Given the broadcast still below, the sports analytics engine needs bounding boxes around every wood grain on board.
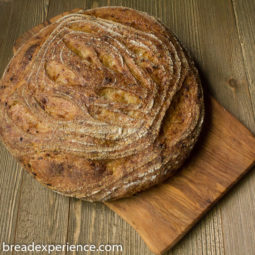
[106,97,255,254]
[0,1,255,255]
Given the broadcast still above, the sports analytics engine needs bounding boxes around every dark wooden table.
[0,0,255,254]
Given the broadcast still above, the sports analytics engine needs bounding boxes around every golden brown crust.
[0,7,204,201]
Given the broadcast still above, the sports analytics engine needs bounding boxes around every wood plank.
[0,0,28,248]
[0,144,23,247]
[14,172,69,251]
[220,1,255,254]
[47,0,95,17]
[0,1,70,254]
[231,0,255,113]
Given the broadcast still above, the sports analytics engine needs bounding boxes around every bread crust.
[0,7,204,201]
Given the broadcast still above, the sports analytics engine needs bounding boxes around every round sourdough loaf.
[0,7,204,201]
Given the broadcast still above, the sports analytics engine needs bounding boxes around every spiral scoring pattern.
[0,7,203,201]
[2,12,186,159]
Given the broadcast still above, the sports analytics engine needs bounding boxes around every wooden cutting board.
[13,10,255,255]
[106,97,255,254]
